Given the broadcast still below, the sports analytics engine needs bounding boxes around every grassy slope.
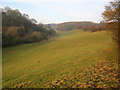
[2,30,118,88]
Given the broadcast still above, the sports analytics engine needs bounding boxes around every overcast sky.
[1,0,111,24]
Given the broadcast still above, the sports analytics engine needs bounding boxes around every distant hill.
[45,21,105,32]
[56,21,98,31]
[44,23,58,30]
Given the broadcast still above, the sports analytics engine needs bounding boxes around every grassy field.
[2,30,118,88]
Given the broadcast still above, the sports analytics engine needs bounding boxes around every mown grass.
[2,29,118,88]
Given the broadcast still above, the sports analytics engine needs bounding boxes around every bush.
[3,26,20,46]
[24,32,43,43]
[106,22,119,44]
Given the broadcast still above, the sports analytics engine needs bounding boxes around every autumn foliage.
[102,0,120,45]
[2,7,56,47]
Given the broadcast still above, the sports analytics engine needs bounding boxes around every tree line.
[102,0,119,45]
[54,21,106,32]
[2,7,56,47]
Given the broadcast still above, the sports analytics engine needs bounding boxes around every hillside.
[2,7,55,47]
[45,21,105,32]
[2,30,118,88]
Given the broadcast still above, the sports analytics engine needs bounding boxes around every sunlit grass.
[2,29,118,88]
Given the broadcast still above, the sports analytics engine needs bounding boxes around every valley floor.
[2,30,118,88]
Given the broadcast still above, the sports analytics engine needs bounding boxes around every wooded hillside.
[2,7,56,47]
[47,22,106,32]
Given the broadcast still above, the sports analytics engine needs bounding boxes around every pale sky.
[1,0,111,24]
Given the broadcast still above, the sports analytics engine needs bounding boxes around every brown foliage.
[102,0,120,44]
[46,60,119,88]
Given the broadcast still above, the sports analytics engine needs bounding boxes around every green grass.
[2,29,118,88]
